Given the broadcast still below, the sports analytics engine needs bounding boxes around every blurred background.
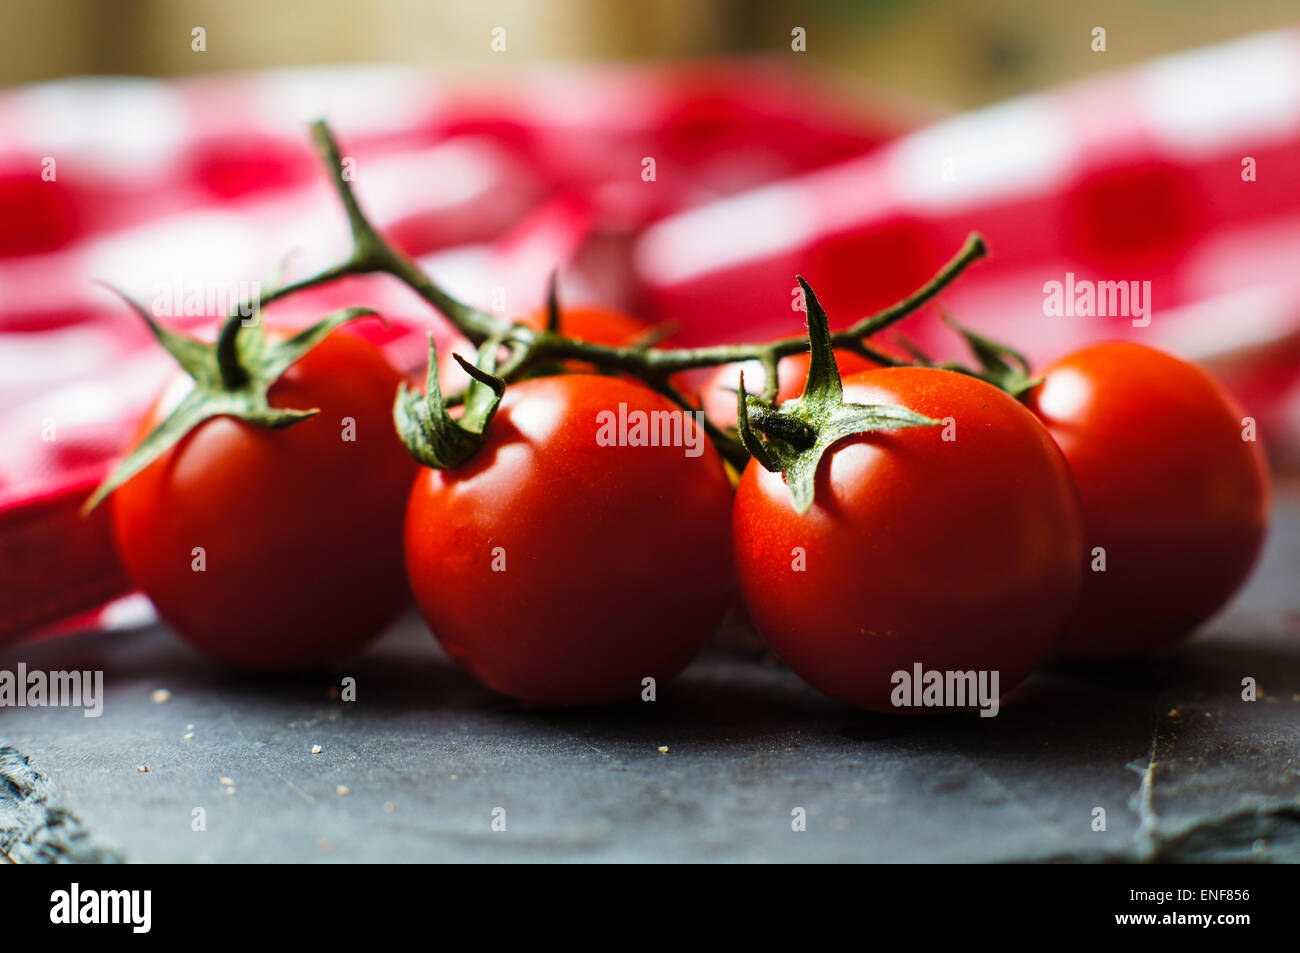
[4,0,1300,106]
[3,0,1300,637]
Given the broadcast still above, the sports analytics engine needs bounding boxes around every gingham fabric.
[635,30,1300,425]
[0,63,900,641]
[3,34,1298,642]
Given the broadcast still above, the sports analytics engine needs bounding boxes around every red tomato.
[1025,342,1269,657]
[111,331,416,668]
[698,349,877,432]
[733,367,1084,712]
[405,374,733,706]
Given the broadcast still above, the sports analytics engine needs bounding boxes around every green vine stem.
[223,121,988,463]
[84,120,989,509]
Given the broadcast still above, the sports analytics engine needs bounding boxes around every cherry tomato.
[733,367,1084,712]
[698,349,877,432]
[405,374,733,706]
[1025,341,1269,657]
[111,330,416,668]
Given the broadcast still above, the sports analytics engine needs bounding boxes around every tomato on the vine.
[111,329,416,668]
[733,366,1084,713]
[1025,341,1269,657]
[404,374,733,706]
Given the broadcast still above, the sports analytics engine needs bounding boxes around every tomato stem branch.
[215,314,250,389]
[496,230,985,378]
[236,121,987,463]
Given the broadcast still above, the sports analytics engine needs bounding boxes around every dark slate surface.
[3,504,1299,864]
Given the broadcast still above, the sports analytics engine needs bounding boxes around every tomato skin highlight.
[1025,342,1269,657]
[733,367,1084,713]
[404,375,734,706]
[111,331,416,669]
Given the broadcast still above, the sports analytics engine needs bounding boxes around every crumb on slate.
[151,689,172,704]
[311,744,323,754]
[658,746,669,754]
[136,764,149,773]
[336,785,350,796]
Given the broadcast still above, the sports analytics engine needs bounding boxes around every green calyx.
[928,311,1041,398]
[736,277,940,515]
[393,335,506,469]
[83,288,379,514]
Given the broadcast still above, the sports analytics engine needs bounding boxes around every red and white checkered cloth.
[3,33,1299,643]
[0,62,901,641]
[635,31,1300,423]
